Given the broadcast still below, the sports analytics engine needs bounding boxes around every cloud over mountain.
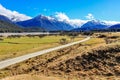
[54,12,120,27]
[55,12,87,27]
[85,13,94,20]
[0,4,31,22]
[0,4,120,27]
[103,20,120,25]
[85,13,120,25]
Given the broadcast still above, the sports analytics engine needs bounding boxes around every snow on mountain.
[17,15,73,31]
[72,20,109,31]
[0,4,31,22]
[80,20,108,30]
[54,12,120,28]
[0,4,120,31]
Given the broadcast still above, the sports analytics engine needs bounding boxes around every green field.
[0,35,83,61]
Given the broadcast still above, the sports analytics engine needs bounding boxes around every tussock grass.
[0,35,83,61]
[0,32,120,80]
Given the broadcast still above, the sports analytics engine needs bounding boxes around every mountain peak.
[34,14,55,21]
[17,14,73,31]
[87,19,106,25]
[79,20,108,31]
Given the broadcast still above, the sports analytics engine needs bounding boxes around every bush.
[98,34,107,38]
[0,38,4,41]
[59,38,68,44]
[104,38,117,44]
[38,35,45,38]
[26,35,35,38]
[108,36,119,39]
[7,35,21,38]
[82,32,94,36]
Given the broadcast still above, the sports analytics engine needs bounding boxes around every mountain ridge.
[17,15,74,31]
[0,14,120,32]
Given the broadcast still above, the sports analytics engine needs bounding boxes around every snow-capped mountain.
[17,15,74,31]
[0,3,120,32]
[71,20,109,31]
[0,4,31,22]
[80,20,109,30]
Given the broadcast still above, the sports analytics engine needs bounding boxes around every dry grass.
[1,74,66,80]
[0,35,83,61]
[0,37,107,79]
[2,74,120,80]
[0,32,120,80]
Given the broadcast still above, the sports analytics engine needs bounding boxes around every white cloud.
[103,20,120,25]
[55,12,87,27]
[0,4,119,26]
[0,4,31,22]
[85,13,94,20]
[54,12,120,27]
[55,12,69,21]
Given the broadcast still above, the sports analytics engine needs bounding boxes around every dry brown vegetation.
[1,74,65,80]
[0,32,120,80]
[50,44,120,76]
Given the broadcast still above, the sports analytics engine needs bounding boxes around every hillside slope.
[0,20,23,32]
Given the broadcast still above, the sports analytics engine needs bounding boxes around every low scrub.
[50,44,120,77]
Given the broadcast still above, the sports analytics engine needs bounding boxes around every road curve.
[0,37,90,69]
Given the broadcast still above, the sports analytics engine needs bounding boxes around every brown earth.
[0,37,120,80]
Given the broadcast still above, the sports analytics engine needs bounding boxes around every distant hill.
[17,15,74,31]
[72,20,109,31]
[0,20,23,32]
[80,20,108,30]
[107,24,120,31]
[0,15,12,23]
[109,24,120,29]
[0,15,46,32]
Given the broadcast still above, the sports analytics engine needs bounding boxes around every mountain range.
[0,14,120,32]
[72,20,109,31]
[17,15,73,31]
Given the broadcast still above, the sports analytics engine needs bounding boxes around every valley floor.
[0,35,84,61]
[0,32,120,80]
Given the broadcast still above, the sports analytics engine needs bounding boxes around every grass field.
[0,36,114,80]
[0,35,84,61]
[0,32,120,80]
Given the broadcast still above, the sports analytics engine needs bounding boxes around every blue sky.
[0,0,120,21]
